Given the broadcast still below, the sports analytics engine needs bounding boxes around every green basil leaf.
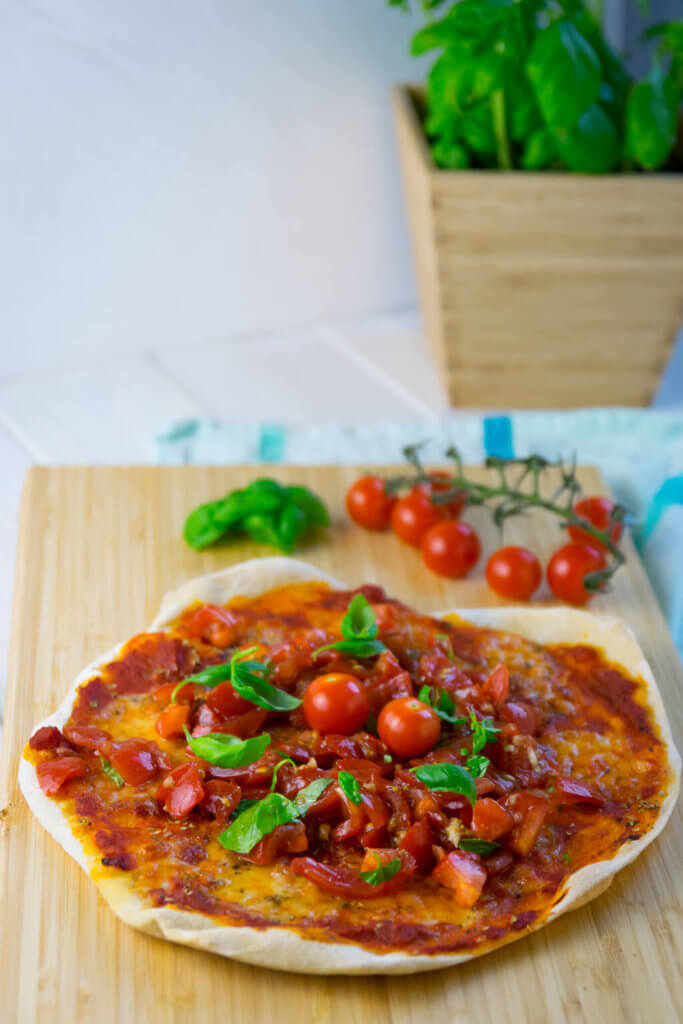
[625,66,678,170]
[230,654,302,711]
[242,511,282,549]
[100,756,124,788]
[555,104,620,173]
[172,662,232,702]
[359,853,402,886]
[232,797,259,818]
[459,837,500,855]
[183,728,270,768]
[270,757,296,791]
[470,711,500,753]
[338,770,362,806]
[183,502,230,550]
[342,594,379,641]
[417,684,431,704]
[276,502,307,554]
[285,486,331,528]
[410,763,477,806]
[527,19,601,129]
[419,684,466,726]
[314,638,386,660]
[466,754,490,778]
[218,792,298,854]
[292,777,333,817]
[431,137,470,170]
[521,128,558,170]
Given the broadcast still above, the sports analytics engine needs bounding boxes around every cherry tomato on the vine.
[345,475,395,531]
[415,472,466,518]
[391,489,445,546]
[420,520,481,578]
[485,546,542,601]
[303,673,370,734]
[377,696,441,758]
[568,496,623,551]
[546,543,607,605]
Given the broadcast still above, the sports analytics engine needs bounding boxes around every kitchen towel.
[157,409,683,655]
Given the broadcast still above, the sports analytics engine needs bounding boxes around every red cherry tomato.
[391,490,445,546]
[415,473,466,518]
[568,496,623,551]
[485,545,542,600]
[377,696,441,758]
[303,673,370,735]
[420,520,481,578]
[346,476,395,531]
[546,543,607,605]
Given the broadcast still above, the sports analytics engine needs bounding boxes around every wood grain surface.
[1,465,681,1024]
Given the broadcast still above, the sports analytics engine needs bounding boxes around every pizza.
[20,558,680,974]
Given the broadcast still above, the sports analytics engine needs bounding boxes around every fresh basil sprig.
[338,770,362,806]
[100,756,124,788]
[218,778,332,853]
[183,478,330,553]
[459,837,500,855]
[183,727,270,768]
[417,685,467,726]
[410,762,477,806]
[172,648,301,711]
[314,593,386,659]
[359,853,402,885]
[469,711,500,753]
[465,753,490,778]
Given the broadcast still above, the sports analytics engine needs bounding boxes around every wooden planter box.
[393,84,683,408]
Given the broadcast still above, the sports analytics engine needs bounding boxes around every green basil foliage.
[183,727,270,768]
[459,837,500,855]
[469,711,500,753]
[465,753,490,777]
[100,756,124,788]
[183,478,330,553]
[173,647,302,711]
[338,770,362,805]
[417,684,467,726]
[314,593,386,660]
[390,2,683,172]
[359,853,403,885]
[218,778,333,853]
[410,762,477,806]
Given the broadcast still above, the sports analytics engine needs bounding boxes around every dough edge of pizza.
[18,556,681,975]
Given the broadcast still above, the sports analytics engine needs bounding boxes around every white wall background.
[0,1,426,375]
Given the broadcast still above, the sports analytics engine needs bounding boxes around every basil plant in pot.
[389,0,683,409]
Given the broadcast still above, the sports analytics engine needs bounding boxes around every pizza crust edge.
[19,557,681,975]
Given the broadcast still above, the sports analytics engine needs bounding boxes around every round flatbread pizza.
[20,558,680,974]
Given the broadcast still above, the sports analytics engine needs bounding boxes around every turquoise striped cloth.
[157,409,683,655]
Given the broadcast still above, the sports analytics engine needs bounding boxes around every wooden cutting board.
[1,465,681,1024]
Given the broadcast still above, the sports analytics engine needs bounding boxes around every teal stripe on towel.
[483,416,514,458]
[258,424,286,463]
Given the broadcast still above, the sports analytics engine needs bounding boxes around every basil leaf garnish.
[183,728,270,768]
[230,649,302,711]
[337,770,362,806]
[469,711,500,753]
[218,793,298,854]
[465,754,490,778]
[314,593,386,660]
[171,663,230,701]
[417,685,467,726]
[359,853,402,885]
[410,762,477,806]
[459,838,500,855]
[100,756,124,788]
[292,777,333,816]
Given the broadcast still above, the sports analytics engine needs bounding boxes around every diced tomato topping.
[555,777,604,806]
[399,821,434,871]
[366,671,414,716]
[206,681,253,717]
[481,663,509,704]
[155,704,190,739]
[471,798,514,841]
[485,850,515,876]
[381,782,412,830]
[500,701,541,735]
[335,758,385,783]
[37,756,86,795]
[108,739,168,786]
[431,849,487,908]
[193,706,268,740]
[292,849,415,899]
[63,724,112,751]
[186,604,239,648]
[29,726,66,751]
[334,789,367,841]
[199,779,242,821]
[247,822,309,864]
[360,826,387,848]
[314,734,364,764]
[152,681,195,705]
[506,792,549,856]
[157,763,205,819]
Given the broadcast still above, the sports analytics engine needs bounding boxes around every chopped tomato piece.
[152,681,195,705]
[366,671,414,716]
[29,726,66,751]
[314,734,364,763]
[500,701,541,735]
[193,706,268,740]
[292,849,415,899]
[484,850,515,876]
[556,777,604,806]
[109,739,167,786]
[206,681,253,717]
[359,847,399,873]
[335,758,385,783]
[37,756,86,796]
[481,664,509,704]
[431,849,487,908]
[186,604,239,647]
[361,791,391,830]
[247,822,308,864]
[381,782,412,830]
[360,826,387,848]
[155,704,190,739]
[506,793,549,856]
[399,821,434,871]
[200,779,242,821]
[63,724,112,751]
[157,763,205,819]
[471,798,514,841]
[334,789,367,841]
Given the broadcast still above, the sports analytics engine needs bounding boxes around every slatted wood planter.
[393,84,683,409]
